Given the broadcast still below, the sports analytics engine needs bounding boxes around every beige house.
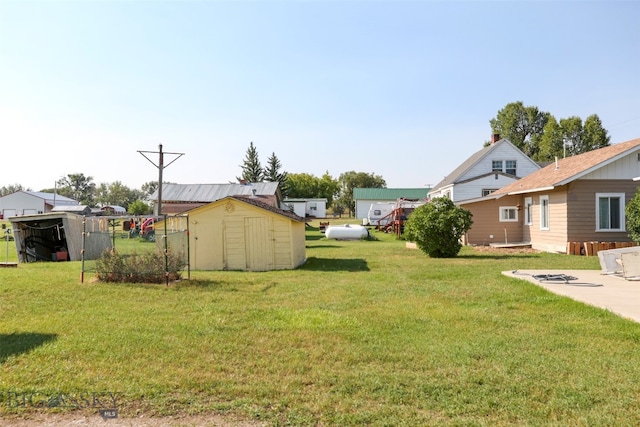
[184,196,306,271]
[459,138,640,253]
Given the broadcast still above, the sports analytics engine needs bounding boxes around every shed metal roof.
[151,182,280,202]
[353,188,430,200]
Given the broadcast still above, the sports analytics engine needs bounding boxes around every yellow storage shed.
[186,196,307,271]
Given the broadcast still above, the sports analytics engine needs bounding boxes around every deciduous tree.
[336,171,386,216]
[0,184,30,197]
[56,173,96,206]
[490,101,549,158]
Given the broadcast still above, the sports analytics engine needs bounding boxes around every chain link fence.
[81,215,189,284]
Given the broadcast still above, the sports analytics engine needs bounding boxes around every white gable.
[458,142,539,182]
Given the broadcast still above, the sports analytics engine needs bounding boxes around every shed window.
[499,207,518,222]
[596,193,625,231]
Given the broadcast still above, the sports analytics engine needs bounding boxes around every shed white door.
[244,217,273,271]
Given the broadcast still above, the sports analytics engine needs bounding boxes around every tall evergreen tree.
[237,142,263,183]
[263,152,289,196]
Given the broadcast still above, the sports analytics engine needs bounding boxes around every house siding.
[566,180,638,243]
[459,143,539,182]
[527,189,568,253]
[453,175,518,202]
[462,196,523,245]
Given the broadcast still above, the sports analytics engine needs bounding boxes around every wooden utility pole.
[138,144,184,215]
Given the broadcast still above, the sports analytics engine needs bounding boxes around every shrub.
[404,197,473,258]
[95,249,186,283]
[626,188,640,243]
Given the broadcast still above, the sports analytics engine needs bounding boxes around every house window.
[596,193,625,231]
[482,189,498,197]
[540,195,549,230]
[492,160,503,172]
[499,207,518,222]
[505,160,517,175]
[524,197,532,225]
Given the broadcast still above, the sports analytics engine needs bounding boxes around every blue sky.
[1,0,639,192]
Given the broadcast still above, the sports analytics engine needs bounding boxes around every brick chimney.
[491,133,500,144]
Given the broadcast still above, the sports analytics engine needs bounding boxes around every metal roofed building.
[0,191,79,219]
[150,182,283,214]
[353,188,430,220]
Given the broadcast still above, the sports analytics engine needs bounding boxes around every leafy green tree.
[336,171,386,216]
[128,200,152,215]
[237,142,263,183]
[318,171,340,206]
[582,114,610,152]
[0,184,31,197]
[95,181,141,210]
[626,188,640,243]
[287,171,340,206]
[537,116,565,162]
[56,173,96,206]
[490,101,550,158]
[287,173,321,199]
[141,181,159,196]
[404,197,473,258]
[535,114,611,161]
[490,102,610,161]
[263,152,289,196]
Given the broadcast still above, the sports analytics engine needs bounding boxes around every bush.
[404,197,473,258]
[95,249,186,283]
[626,188,640,243]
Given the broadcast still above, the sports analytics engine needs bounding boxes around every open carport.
[10,213,111,263]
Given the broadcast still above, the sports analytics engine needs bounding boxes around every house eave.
[506,186,555,196]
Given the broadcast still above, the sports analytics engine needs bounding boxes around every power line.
[138,144,185,215]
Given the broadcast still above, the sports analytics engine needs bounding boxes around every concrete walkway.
[503,269,640,323]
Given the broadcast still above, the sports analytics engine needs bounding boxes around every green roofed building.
[353,188,430,220]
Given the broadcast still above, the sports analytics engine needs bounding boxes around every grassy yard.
[2,220,640,426]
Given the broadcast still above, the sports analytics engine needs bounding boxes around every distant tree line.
[238,143,386,216]
[0,175,156,215]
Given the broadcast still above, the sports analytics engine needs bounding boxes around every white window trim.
[524,197,532,226]
[499,206,518,222]
[539,195,549,230]
[595,193,626,232]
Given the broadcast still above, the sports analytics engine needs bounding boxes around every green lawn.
[2,221,640,426]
